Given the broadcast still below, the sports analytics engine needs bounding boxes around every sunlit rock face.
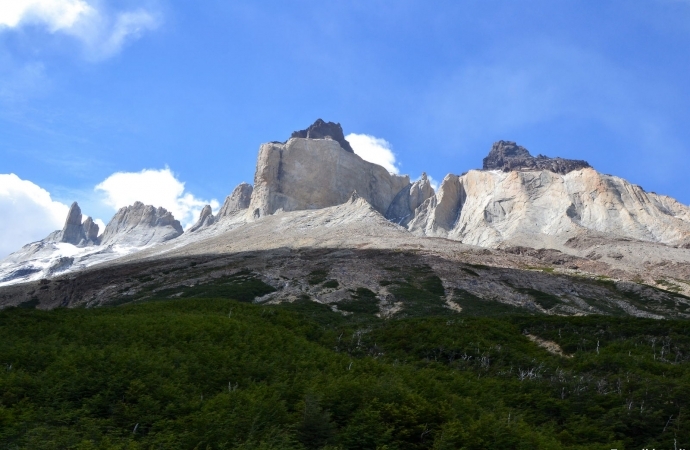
[0,200,183,285]
[99,202,183,247]
[408,167,690,248]
[218,182,253,219]
[249,127,410,218]
[50,202,100,246]
[385,172,435,226]
[188,205,215,233]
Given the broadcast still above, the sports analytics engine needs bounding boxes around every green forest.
[1,272,690,449]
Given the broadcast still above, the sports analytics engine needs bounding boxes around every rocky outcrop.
[58,202,85,244]
[407,174,466,236]
[408,168,690,248]
[82,217,99,243]
[291,119,354,153]
[100,202,183,247]
[483,141,591,175]
[385,173,435,226]
[51,202,99,246]
[218,182,253,218]
[188,205,215,233]
[249,132,410,218]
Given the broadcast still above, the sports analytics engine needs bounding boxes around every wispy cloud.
[0,0,160,60]
[346,133,401,174]
[419,40,687,184]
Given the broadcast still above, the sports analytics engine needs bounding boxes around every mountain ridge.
[1,119,689,312]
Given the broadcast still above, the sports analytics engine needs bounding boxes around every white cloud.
[0,0,92,30]
[0,173,69,258]
[345,133,401,174]
[95,167,219,229]
[93,218,105,234]
[0,0,160,60]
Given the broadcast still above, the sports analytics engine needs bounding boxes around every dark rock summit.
[483,141,591,175]
[291,119,354,153]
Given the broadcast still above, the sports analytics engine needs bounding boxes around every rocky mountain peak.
[290,119,354,153]
[249,133,409,218]
[100,202,183,247]
[81,217,99,243]
[482,140,591,175]
[188,205,215,233]
[58,202,84,244]
[55,202,99,246]
[218,182,253,218]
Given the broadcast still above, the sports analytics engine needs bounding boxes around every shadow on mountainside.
[1,248,688,320]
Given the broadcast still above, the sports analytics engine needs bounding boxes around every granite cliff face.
[218,182,253,218]
[385,173,435,226]
[188,182,254,233]
[483,141,591,175]
[49,202,100,246]
[408,166,690,248]
[407,140,689,249]
[100,202,183,247]
[249,123,410,218]
[188,205,215,233]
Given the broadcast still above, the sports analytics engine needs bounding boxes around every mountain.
[0,201,184,286]
[99,202,183,246]
[4,119,690,449]
[249,129,411,217]
[1,119,689,317]
[407,166,690,249]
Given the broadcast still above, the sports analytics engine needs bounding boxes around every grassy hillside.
[1,291,690,448]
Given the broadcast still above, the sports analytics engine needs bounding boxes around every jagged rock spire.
[55,202,99,246]
[218,182,253,218]
[188,205,215,233]
[59,202,84,244]
[81,217,99,242]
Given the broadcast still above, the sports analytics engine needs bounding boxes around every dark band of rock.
[483,141,591,175]
[291,119,354,153]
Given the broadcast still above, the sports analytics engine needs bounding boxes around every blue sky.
[1,0,690,256]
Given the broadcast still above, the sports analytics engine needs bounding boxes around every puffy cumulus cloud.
[95,167,219,230]
[345,133,400,174]
[0,173,70,258]
[0,0,160,60]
